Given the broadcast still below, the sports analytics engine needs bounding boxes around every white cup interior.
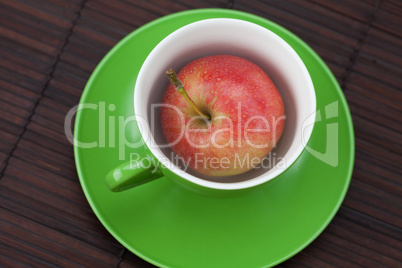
[134,18,316,190]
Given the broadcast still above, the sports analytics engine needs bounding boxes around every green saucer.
[74,9,354,268]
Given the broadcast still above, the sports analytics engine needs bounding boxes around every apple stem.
[166,69,211,121]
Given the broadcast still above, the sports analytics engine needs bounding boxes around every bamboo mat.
[0,0,401,267]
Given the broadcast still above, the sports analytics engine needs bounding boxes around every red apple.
[161,55,285,176]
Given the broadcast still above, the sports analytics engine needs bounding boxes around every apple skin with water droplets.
[161,55,285,177]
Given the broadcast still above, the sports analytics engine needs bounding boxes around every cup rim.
[134,18,316,190]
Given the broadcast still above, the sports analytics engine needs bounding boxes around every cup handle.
[105,156,163,192]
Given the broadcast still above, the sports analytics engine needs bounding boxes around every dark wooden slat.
[71,24,118,48]
[0,68,46,93]
[27,121,72,146]
[0,231,80,267]
[0,130,17,144]
[44,90,81,110]
[0,208,117,267]
[0,36,54,67]
[0,100,31,119]
[381,0,402,16]
[19,0,82,18]
[280,259,309,268]
[34,106,70,130]
[0,129,18,151]
[13,142,78,179]
[346,87,402,125]
[9,157,79,193]
[0,152,7,162]
[238,10,355,60]
[0,254,31,268]
[363,37,402,68]
[0,58,47,83]
[5,165,85,207]
[15,139,76,173]
[0,92,34,117]
[350,177,402,210]
[0,0,121,265]
[235,0,364,44]
[12,128,72,167]
[47,78,85,100]
[308,0,374,22]
[0,47,50,75]
[0,0,76,27]
[175,0,231,9]
[345,82,400,111]
[0,66,36,156]
[283,249,337,268]
[67,33,109,58]
[119,251,157,268]
[0,119,24,136]
[0,187,123,255]
[338,206,402,243]
[343,194,402,229]
[352,56,402,92]
[16,127,71,167]
[356,148,401,180]
[356,139,402,173]
[0,25,58,56]
[329,214,402,262]
[367,27,401,57]
[0,79,39,101]
[2,172,95,224]
[353,165,402,200]
[372,7,402,38]
[345,25,402,127]
[77,9,133,40]
[347,185,402,221]
[355,138,402,171]
[0,8,66,46]
[22,0,83,14]
[39,95,74,115]
[234,0,364,81]
[24,124,73,156]
[85,0,159,27]
[44,61,91,105]
[0,178,121,248]
[347,94,401,133]
[0,110,27,127]
[0,152,7,170]
[53,60,91,86]
[6,152,77,194]
[352,114,402,154]
[0,143,12,156]
[24,130,73,158]
[60,52,98,75]
[34,98,73,125]
[354,155,401,186]
[118,0,187,16]
[80,4,143,34]
[59,4,142,73]
[319,232,390,267]
[303,239,362,268]
[0,242,53,268]
[246,0,367,38]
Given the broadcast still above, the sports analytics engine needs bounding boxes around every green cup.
[105,18,316,193]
